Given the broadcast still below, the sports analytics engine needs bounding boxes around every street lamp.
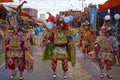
[79,0,85,12]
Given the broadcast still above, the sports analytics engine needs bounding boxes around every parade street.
[0,46,119,80]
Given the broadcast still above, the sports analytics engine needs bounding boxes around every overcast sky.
[4,0,107,17]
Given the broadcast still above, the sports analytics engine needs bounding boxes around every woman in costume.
[42,15,76,79]
[94,15,118,79]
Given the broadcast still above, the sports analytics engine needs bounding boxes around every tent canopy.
[0,4,8,11]
[0,4,16,12]
[0,4,6,10]
[98,0,120,11]
[0,0,13,3]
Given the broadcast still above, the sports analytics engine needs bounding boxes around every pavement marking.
[0,53,5,69]
[88,59,100,71]
[76,50,107,76]
[87,58,107,75]
[0,63,5,68]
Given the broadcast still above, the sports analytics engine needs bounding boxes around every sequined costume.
[5,30,25,79]
[94,26,118,79]
[43,23,76,79]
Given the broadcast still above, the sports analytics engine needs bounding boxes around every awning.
[0,4,7,11]
[0,4,15,12]
[98,0,120,11]
[0,0,13,3]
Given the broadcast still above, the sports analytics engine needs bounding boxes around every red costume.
[5,29,25,79]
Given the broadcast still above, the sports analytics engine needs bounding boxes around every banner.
[90,7,97,29]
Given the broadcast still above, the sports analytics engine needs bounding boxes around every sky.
[4,0,107,18]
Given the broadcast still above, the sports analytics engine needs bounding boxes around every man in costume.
[5,27,25,80]
[94,16,118,79]
[77,20,96,59]
[4,1,33,79]
[42,16,76,79]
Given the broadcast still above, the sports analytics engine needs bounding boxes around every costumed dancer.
[4,1,32,80]
[5,27,25,80]
[42,14,76,79]
[94,15,118,79]
[78,19,96,59]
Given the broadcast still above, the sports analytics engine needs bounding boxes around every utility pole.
[81,0,85,12]
[82,0,83,11]
[19,0,21,5]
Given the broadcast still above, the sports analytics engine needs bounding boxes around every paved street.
[0,47,120,80]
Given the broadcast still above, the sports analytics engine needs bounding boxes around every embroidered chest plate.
[54,31,68,44]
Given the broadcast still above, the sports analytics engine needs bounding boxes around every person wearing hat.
[43,15,76,79]
[77,19,96,59]
[94,21,118,79]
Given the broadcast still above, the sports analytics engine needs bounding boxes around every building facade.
[23,8,38,18]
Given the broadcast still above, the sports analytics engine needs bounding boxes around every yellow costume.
[78,24,96,59]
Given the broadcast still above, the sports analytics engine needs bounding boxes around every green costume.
[43,29,76,67]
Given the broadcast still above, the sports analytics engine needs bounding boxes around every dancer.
[43,15,76,79]
[94,16,118,79]
[78,19,96,59]
[5,27,25,80]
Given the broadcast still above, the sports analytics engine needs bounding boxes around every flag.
[90,7,97,29]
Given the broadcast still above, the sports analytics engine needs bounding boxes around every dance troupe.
[3,1,120,79]
[4,11,76,79]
